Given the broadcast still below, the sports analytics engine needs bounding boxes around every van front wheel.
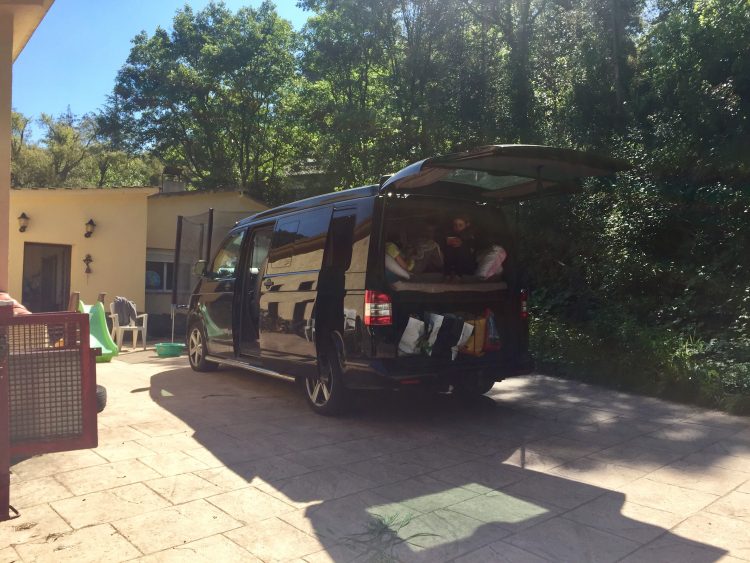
[187,323,217,372]
[306,341,347,415]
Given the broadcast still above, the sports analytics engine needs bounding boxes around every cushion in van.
[385,254,411,280]
[391,280,508,293]
[475,245,507,280]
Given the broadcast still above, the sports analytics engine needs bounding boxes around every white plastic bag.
[452,322,475,360]
[398,317,426,356]
[475,245,507,279]
[425,313,444,355]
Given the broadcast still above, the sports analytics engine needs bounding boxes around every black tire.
[96,384,107,413]
[454,372,496,397]
[305,338,348,415]
[187,322,218,372]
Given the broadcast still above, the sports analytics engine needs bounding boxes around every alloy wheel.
[306,356,333,406]
[189,327,204,366]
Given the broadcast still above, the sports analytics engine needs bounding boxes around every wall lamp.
[18,212,30,233]
[84,219,96,238]
[83,254,93,274]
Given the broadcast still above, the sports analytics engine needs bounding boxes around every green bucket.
[155,342,185,358]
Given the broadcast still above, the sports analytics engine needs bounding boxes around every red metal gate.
[0,303,98,521]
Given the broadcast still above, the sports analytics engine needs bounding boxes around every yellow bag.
[460,317,486,357]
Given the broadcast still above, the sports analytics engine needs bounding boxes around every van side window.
[268,220,298,271]
[209,231,244,280]
[294,208,332,271]
[267,208,332,273]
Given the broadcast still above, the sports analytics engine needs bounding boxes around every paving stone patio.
[2,349,750,562]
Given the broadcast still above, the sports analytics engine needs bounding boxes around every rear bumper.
[342,354,533,390]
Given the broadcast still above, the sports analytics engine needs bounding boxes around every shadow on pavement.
[148,365,741,562]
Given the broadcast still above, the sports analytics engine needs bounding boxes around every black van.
[187,145,624,414]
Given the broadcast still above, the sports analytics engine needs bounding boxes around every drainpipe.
[0,14,12,292]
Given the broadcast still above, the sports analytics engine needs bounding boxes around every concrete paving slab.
[565,493,686,544]
[138,451,211,477]
[135,534,262,562]
[619,533,730,562]
[55,458,163,495]
[0,547,20,563]
[51,482,170,529]
[0,503,71,546]
[112,498,242,554]
[13,523,141,563]
[672,512,750,560]
[617,478,720,514]
[393,508,511,562]
[372,474,479,514]
[143,473,225,504]
[10,449,107,480]
[8,476,72,509]
[505,516,640,562]
[428,457,527,493]
[705,490,750,522]
[94,440,159,463]
[225,517,330,561]
[454,540,550,562]
[206,486,297,524]
[647,462,750,496]
[502,472,605,511]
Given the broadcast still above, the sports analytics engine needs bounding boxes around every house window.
[146,260,174,292]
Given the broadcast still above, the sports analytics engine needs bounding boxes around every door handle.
[263,279,274,289]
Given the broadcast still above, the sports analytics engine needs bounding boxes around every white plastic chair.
[109,301,148,350]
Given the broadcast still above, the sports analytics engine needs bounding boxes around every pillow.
[385,254,411,280]
[475,245,507,280]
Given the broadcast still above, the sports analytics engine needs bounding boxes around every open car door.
[380,145,628,201]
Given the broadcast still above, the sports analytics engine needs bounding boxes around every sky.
[12,0,309,126]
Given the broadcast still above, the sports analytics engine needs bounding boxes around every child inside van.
[443,214,477,277]
[385,233,414,282]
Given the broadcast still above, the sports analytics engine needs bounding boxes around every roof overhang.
[0,0,55,61]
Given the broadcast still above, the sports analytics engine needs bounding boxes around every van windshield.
[382,196,512,289]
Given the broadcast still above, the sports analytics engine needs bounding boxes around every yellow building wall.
[147,190,266,250]
[9,188,155,311]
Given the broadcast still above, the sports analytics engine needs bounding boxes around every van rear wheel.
[306,340,347,415]
[454,372,496,396]
[187,323,217,372]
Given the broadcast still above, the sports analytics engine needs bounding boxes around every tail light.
[365,290,392,325]
[520,288,529,319]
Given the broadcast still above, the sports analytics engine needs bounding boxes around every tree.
[111,1,299,198]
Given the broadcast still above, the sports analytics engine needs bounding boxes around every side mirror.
[193,260,207,276]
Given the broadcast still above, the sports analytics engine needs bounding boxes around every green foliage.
[111,1,299,197]
[11,110,159,188]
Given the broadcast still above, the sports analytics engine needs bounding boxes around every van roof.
[237,184,378,226]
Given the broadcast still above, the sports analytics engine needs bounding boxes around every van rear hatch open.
[367,145,626,379]
[380,144,628,202]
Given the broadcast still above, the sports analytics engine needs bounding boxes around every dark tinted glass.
[293,208,332,272]
[268,220,298,271]
[209,231,244,279]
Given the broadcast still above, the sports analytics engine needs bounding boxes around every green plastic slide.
[78,300,119,363]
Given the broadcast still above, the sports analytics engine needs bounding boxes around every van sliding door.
[259,207,332,362]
